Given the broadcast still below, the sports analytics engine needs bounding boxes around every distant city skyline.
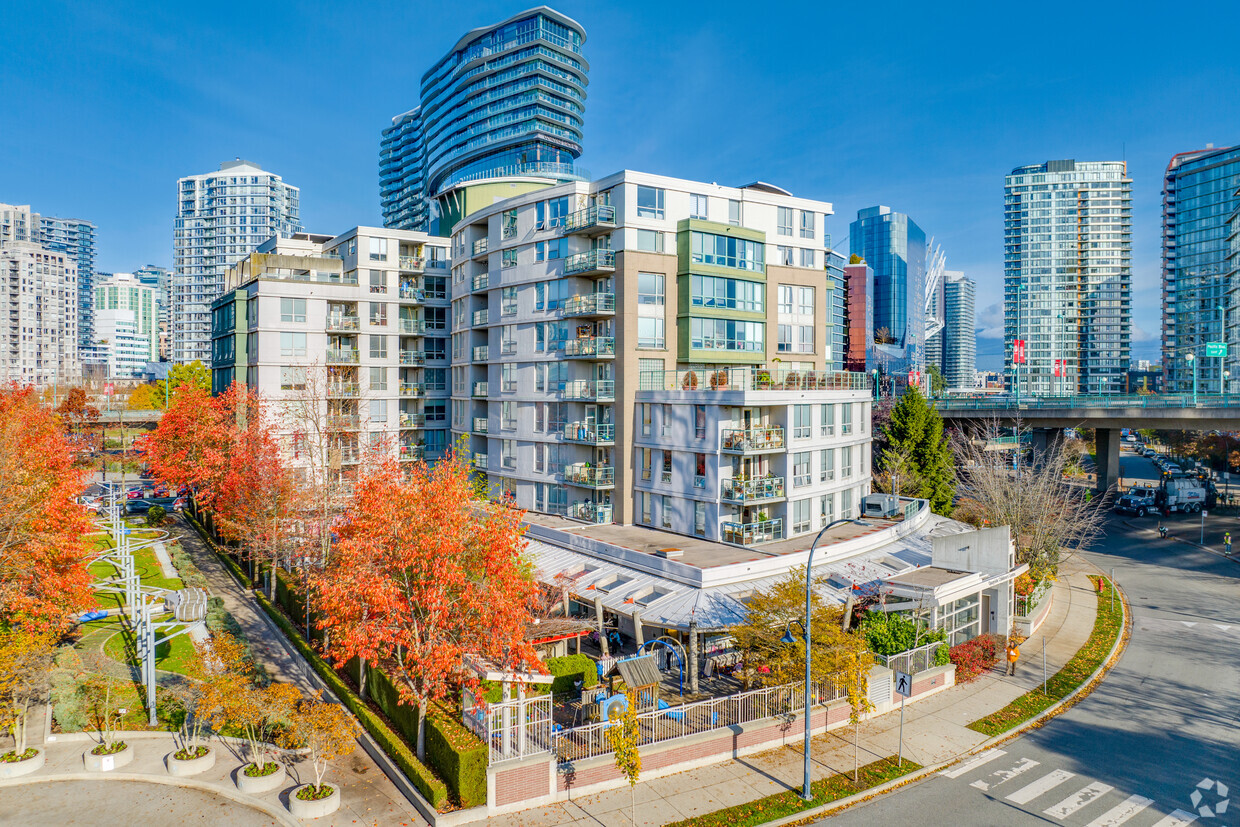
[4,1,1240,369]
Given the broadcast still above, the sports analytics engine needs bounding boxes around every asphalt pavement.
[822,456,1240,827]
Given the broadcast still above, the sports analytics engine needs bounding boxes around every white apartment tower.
[0,240,80,386]
[174,160,301,365]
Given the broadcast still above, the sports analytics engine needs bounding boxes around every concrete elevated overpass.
[933,394,1240,493]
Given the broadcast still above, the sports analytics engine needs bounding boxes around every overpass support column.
[1030,428,1064,468]
[1095,428,1121,495]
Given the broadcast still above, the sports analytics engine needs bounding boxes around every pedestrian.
[1005,639,1020,677]
[1225,531,1233,557]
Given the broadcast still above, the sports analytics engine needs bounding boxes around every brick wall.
[493,760,551,807]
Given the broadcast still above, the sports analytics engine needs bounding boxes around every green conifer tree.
[882,386,955,515]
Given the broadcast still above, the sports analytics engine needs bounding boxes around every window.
[501,439,515,470]
[695,405,706,439]
[798,287,814,315]
[535,363,546,392]
[534,442,545,473]
[793,452,811,487]
[370,366,387,391]
[536,238,567,260]
[690,275,764,312]
[841,487,853,518]
[690,193,708,219]
[694,501,706,537]
[777,206,793,236]
[369,399,387,424]
[501,325,515,354]
[280,366,306,390]
[821,493,834,525]
[661,450,672,483]
[841,445,853,478]
[640,448,651,480]
[793,499,812,534]
[642,403,651,436]
[800,210,815,239]
[662,494,672,527]
[841,402,853,435]
[799,248,816,268]
[370,302,387,325]
[689,230,764,271]
[793,404,811,439]
[368,237,388,261]
[501,362,516,392]
[547,196,569,228]
[502,208,517,239]
[778,324,792,353]
[501,401,516,429]
[641,492,652,525]
[535,323,545,351]
[280,332,306,357]
[534,402,546,431]
[534,282,545,310]
[821,404,835,436]
[728,199,741,226]
[280,298,306,323]
[776,245,793,266]
[502,248,518,268]
[637,185,665,219]
[535,200,546,229]
[820,448,834,482]
[637,317,664,349]
[636,229,664,253]
[369,334,387,359]
[501,286,517,316]
[637,272,664,305]
[695,453,707,489]
[689,318,764,352]
[796,325,814,353]
[779,285,794,314]
[369,269,387,294]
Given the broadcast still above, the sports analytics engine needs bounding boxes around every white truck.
[1159,477,1210,514]
[1114,485,1159,517]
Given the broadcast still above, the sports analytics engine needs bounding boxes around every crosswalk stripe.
[970,758,1040,791]
[1007,769,1076,805]
[1045,781,1114,819]
[940,749,1006,779]
[1149,809,1199,827]
[1085,794,1155,827]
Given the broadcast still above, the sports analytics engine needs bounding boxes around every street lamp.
[1225,370,1231,405]
[1219,304,1227,397]
[1186,352,1197,407]
[785,515,869,801]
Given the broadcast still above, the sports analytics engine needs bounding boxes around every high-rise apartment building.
[95,272,160,375]
[1004,160,1132,396]
[132,264,171,360]
[849,207,927,377]
[380,8,589,233]
[0,241,80,386]
[940,271,976,389]
[1226,183,1240,379]
[210,228,452,464]
[1160,144,1240,393]
[173,159,301,365]
[449,171,867,544]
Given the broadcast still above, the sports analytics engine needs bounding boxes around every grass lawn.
[664,757,922,827]
[967,578,1124,737]
[102,626,197,675]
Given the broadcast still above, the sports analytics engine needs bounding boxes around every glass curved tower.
[380,7,589,233]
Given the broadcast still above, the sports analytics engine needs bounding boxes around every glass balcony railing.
[326,315,359,331]
[473,453,488,469]
[722,518,783,546]
[561,380,614,401]
[326,349,359,364]
[399,283,424,302]
[472,273,489,291]
[563,336,615,358]
[563,292,616,317]
[400,318,425,335]
[472,381,489,397]
[473,417,489,433]
[564,248,616,276]
[472,345,489,361]
[327,414,360,430]
[562,422,614,445]
[562,204,617,234]
[568,501,613,524]
[563,464,615,489]
[721,427,786,453]
[399,413,424,428]
[326,383,359,398]
[472,309,489,326]
[400,350,426,365]
[721,476,786,503]
[472,238,488,256]
[399,444,424,461]
[399,255,425,271]
[399,382,425,397]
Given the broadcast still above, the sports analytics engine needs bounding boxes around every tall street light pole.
[783,516,868,801]
[1187,352,1198,407]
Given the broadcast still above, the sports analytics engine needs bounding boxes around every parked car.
[124,496,179,515]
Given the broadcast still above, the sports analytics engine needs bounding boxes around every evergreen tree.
[881,386,955,515]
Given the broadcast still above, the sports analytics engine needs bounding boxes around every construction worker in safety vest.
[1006,639,1020,676]
[1226,532,1233,557]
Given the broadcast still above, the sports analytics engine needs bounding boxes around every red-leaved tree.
[314,452,543,759]
[0,386,93,629]
[140,384,227,494]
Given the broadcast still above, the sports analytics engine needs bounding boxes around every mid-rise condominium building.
[1160,144,1240,394]
[0,240,80,386]
[131,264,171,360]
[849,206,927,378]
[173,160,301,365]
[210,228,452,466]
[940,271,976,390]
[94,272,160,377]
[1004,160,1132,396]
[449,171,866,545]
[380,7,589,233]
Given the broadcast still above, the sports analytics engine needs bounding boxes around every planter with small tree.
[286,692,359,819]
[164,636,231,777]
[229,681,299,793]
[0,629,54,779]
[80,670,133,771]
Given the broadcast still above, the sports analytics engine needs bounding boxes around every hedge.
[546,653,599,694]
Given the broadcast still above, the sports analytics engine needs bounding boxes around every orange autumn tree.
[315,453,543,760]
[0,385,93,629]
[140,383,227,494]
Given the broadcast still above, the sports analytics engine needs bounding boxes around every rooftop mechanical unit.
[862,493,899,519]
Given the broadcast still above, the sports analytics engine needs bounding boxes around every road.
[823,450,1240,827]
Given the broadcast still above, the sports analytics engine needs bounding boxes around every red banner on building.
[1053,359,1061,377]
[1013,339,1026,364]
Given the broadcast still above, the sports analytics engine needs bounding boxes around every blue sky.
[4,0,1239,369]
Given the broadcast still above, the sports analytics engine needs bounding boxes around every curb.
[1121,518,1240,564]
[763,570,1132,827]
[0,771,300,826]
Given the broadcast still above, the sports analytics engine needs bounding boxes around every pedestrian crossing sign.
[895,670,912,698]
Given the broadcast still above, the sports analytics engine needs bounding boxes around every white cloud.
[976,302,1004,339]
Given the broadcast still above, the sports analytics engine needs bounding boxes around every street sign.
[1207,342,1228,358]
[894,670,912,698]
[1013,339,1026,364]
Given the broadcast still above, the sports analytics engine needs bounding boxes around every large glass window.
[280,366,306,390]
[502,208,517,239]
[280,298,306,323]
[637,186,665,219]
[637,229,664,253]
[793,498,811,534]
[793,405,811,439]
[689,318,764,352]
[728,199,741,226]
[637,317,664,349]
[638,273,664,305]
[800,210,815,239]
[368,237,388,261]
[777,207,793,236]
[690,231,764,272]
[280,332,306,357]
[793,452,811,487]
[690,193,708,220]
[798,287,815,315]
[690,275,764,312]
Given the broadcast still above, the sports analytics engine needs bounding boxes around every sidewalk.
[487,556,1103,827]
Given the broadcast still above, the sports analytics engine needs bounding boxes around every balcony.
[473,417,489,433]
[568,500,613,524]
[399,413,425,429]
[399,283,424,302]
[472,273,489,291]
[564,463,615,489]
[327,414,360,430]
[472,381,489,397]
[399,255,425,272]
[563,292,616,318]
[564,336,615,359]
[472,344,489,361]
[721,427,786,454]
[722,518,784,547]
[562,421,614,445]
[326,315,359,332]
[564,249,616,276]
[562,379,614,401]
[400,382,425,398]
[400,318,425,335]
[472,309,489,326]
[327,348,359,364]
[721,476,786,503]
[562,204,617,236]
[400,350,426,366]
[473,453,488,470]
[326,383,359,398]
[472,238,488,257]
